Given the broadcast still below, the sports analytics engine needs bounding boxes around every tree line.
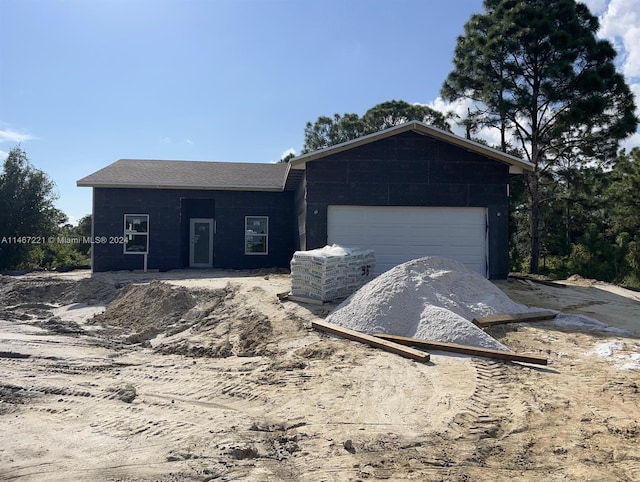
[0,146,91,272]
[510,147,640,286]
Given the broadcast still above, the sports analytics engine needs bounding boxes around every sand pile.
[90,281,202,343]
[91,281,273,356]
[326,257,534,351]
[0,276,118,306]
[61,277,119,305]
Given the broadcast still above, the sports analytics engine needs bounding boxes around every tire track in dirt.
[432,357,550,479]
[67,355,305,469]
[10,383,94,398]
[89,408,203,441]
[448,359,513,441]
[78,380,267,447]
[487,326,640,481]
[570,359,640,482]
[616,460,640,481]
[120,359,278,406]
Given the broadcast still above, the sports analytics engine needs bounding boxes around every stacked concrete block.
[290,244,375,301]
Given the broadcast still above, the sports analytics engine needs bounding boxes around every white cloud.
[271,148,296,164]
[596,0,640,147]
[424,97,507,148]
[598,0,640,79]
[421,97,470,137]
[0,128,35,144]
[0,150,8,160]
[582,0,608,14]
[161,137,195,146]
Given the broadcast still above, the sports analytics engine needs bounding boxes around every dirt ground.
[0,269,638,481]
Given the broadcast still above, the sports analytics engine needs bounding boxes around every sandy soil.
[0,269,638,481]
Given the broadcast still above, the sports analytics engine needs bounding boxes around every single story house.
[77,121,534,278]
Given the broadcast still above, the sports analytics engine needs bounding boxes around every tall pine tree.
[441,0,637,273]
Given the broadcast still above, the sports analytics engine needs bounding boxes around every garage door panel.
[327,205,487,276]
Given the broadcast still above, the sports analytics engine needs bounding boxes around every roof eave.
[76,181,284,192]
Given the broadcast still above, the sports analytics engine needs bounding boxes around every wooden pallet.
[472,311,557,328]
[311,320,430,362]
[373,333,547,366]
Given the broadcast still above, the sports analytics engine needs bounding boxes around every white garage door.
[327,206,488,276]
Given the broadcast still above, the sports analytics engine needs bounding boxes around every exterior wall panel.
[294,172,307,251]
[303,130,511,279]
[92,188,294,272]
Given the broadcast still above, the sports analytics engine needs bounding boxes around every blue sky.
[1,0,638,224]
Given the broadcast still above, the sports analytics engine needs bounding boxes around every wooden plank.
[288,295,325,305]
[508,274,566,288]
[472,311,557,327]
[311,320,430,362]
[373,333,547,366]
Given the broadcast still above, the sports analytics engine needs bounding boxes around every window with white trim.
[245,216,268,255]
[124,214,149,254]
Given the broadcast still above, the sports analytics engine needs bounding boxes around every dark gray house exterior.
[77,121,533,278]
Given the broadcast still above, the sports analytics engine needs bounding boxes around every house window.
[245,216,268,255]
[124,214,149,254]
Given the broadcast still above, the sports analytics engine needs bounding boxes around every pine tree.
[441,0,638,273]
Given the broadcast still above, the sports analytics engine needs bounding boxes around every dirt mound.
[90,281,200,343]
[566,274,599,286]
[155,296,273,358]
[61,277,119,304]
[326,257,533,350]
[0,277,75,306]
[90,281,273,356]
[0,276,118,307]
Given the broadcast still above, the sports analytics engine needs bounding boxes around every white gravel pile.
[326,257,535,351]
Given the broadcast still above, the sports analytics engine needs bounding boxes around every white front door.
[190,218,214,267]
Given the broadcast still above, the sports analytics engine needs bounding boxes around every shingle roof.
[290,121,535,174]
[77,159,289,191]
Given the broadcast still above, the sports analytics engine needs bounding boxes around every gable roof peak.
[289,120,534,173]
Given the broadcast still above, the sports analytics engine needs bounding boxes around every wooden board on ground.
[288,295,325,305]
[508,274,566,288]
[373,333,547,366]
[311,320,430,362]
[276,291,290,301]
[472,311,557,327]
